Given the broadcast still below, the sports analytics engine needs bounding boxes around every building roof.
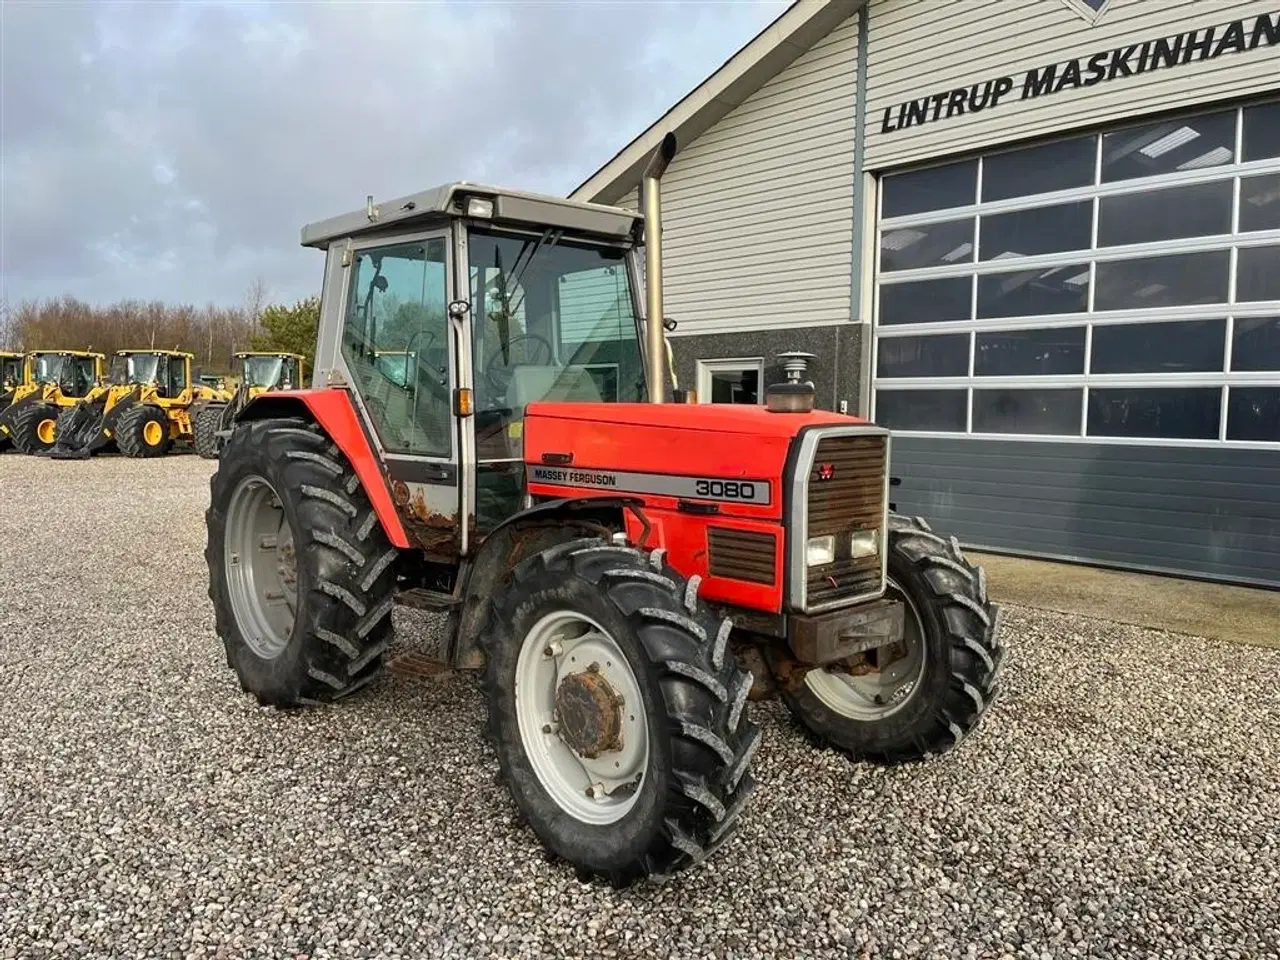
[568,0,860,205]
[300,182,642,249]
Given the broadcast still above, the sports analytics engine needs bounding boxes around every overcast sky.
[1,0,788,310]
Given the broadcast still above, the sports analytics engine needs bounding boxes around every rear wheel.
[205,416,399,706]
[9,401,60,454]
[193,403,226,459]
[116,404,173,458]
[480,538,761,886]
[776,513,1004,763]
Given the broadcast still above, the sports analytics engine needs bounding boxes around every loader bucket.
[45,397,110,459]
[45,388,138,459]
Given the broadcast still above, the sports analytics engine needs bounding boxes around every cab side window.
[342,238,452,457]
[169,358,187,395]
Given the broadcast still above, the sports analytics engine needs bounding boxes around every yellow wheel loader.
[192,351,305,459]
[0,350,106,454]
[47,349,230,459]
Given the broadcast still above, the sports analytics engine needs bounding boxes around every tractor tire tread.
[478,535,760,887]
[8,401,60,454]
[779,512,1004,766]
[193,403,226,459]
[115,403,171,458]
[205,416,398,707]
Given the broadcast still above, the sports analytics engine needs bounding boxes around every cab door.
[329,229,463,561]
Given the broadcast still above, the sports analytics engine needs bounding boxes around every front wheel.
[776,513,1005,764]
[9,401,60,454]
[115,404,173,458]
[480,538,761,886]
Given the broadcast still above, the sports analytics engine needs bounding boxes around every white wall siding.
[865,0,1280,170]
[622,13,858,335]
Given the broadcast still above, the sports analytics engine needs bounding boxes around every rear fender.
[449,496,642,669]
[234,390,411,548]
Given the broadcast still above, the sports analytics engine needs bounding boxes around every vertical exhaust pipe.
[642,132,677,404]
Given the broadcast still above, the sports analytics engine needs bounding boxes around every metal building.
[570,0,1280,588]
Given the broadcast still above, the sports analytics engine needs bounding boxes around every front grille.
[707,526,776,584]
[805,432,887,608]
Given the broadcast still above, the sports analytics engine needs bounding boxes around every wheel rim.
[37,419,56,444]
[803,576,927,721]
[515,610,650,825]
[224,475,297,660]
[143,420,164,446]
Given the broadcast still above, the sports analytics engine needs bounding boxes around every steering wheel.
[484,333,554,394]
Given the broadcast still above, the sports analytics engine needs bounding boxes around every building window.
[696,358,764,405]
[872,97,1280,446]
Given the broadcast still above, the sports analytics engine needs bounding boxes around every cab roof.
[235,351,305,359]
[30,349,105,358]
[300,183,641,250]
[114,349,193,358]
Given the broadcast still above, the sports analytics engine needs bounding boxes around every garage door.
[871,97,1280,587]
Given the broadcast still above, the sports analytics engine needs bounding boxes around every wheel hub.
[555,666,623,759]
[515,611,650,825]
[277,538,298,599]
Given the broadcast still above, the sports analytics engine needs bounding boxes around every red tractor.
[205,134,1005,886]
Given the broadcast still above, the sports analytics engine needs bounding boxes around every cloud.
[1,0,790,308]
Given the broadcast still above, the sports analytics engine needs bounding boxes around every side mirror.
[663,317,677,332]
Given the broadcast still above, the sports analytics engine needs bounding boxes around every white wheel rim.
[804,576,927,721]
[515,610,650,825]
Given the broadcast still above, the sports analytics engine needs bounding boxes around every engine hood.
[523,400,866,440]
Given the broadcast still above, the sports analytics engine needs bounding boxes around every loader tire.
[205,416,398,707]
[9,401,60,454]
[775,513,1005,764]
[193,403,225,459]
[116,403,172,458]
[480,537,760,887]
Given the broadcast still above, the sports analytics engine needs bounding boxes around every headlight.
[806,535,835,566]
[851,529,879,559]
[466,196,495,219]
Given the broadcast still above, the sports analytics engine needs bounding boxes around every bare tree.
[245,276,270,339]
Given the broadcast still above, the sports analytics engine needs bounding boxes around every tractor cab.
[300,182,649,536]
[29,350,103,399]
[106,349,192,399]
[235,351,305,393]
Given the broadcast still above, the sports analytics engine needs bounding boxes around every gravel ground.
[1,451,1278,960]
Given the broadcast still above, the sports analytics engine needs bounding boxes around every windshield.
[127,354,162,384]
[33,354,67,383]
[468,226,645,416]
[466,226,646,532]
[242,356,284,388]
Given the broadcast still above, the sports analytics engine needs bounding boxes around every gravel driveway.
[2,452,1277,960]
